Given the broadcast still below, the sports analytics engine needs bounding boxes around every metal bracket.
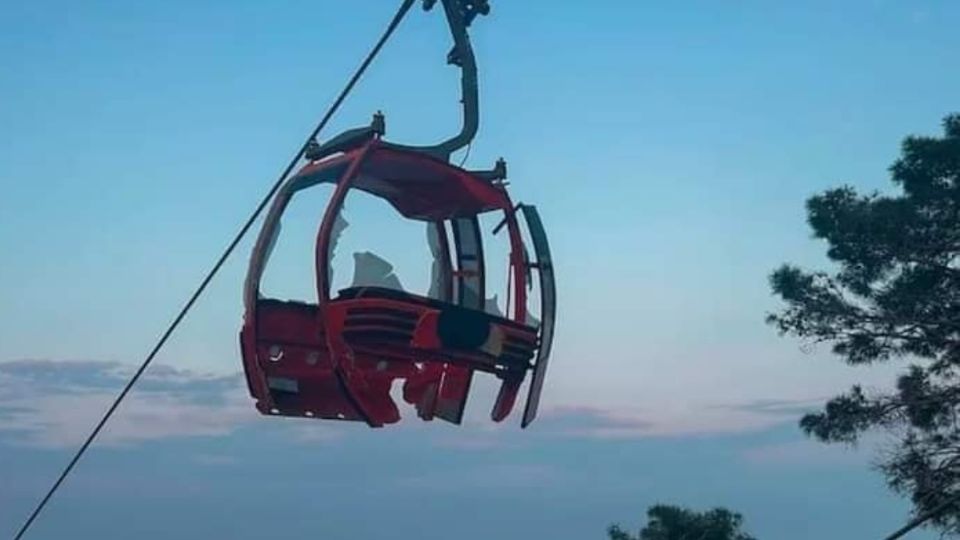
[491,201,522,235]
[425,0,489,26]
[304,112,386,161]
[469,157,507,182]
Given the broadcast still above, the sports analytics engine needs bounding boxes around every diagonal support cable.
[12,2,415,538]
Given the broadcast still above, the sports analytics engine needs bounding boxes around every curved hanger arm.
[305,1,489,163]
[388,0,487,160]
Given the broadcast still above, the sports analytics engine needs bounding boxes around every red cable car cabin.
[240,137,555,428]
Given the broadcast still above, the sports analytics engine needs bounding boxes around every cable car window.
[451,217,484,310]
[426,222,453,302]
[259,184,336,303]
[479,211,510,317]
[510,214,539,327]
[328,188,436,298]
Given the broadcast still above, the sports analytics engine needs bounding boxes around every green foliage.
[608,504,756,540]
[769,113,960,532]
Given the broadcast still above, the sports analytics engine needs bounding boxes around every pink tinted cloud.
[0,360,823,450]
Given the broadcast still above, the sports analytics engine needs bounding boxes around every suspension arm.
[390,0,488,160]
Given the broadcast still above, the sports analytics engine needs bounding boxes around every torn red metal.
[240,138,555,428]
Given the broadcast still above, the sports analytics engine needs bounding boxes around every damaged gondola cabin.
[239,0,555,428]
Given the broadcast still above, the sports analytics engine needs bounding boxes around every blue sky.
[1,1,959,538]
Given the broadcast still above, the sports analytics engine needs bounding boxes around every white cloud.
[529,398,813,440]
[0,360,257,448]
[0,360,826,450]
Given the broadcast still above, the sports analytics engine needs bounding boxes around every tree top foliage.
[768,113,960,532]
[608,504,756,540]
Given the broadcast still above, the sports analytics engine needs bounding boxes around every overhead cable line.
[883,493,960,540]
[12,2,416,538]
